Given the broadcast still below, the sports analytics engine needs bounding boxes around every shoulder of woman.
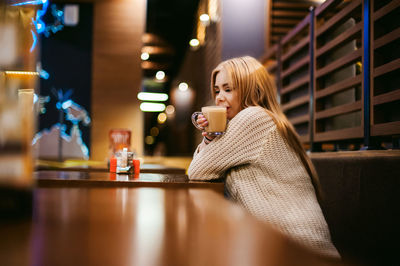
[235,106,273,122]
[228,106,275,132]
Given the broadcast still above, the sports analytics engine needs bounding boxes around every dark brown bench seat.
[311,150,400,266]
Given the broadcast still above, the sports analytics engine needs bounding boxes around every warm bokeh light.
[145,135,155,145]
[155,71,165,80]
[208,0,220,22]
[178,82,188,92]
[141,52,149,60]
[140,102,166,112]
[165,105,175,115]
[137,92,168,102]
[189,38,200,47]
[150,127,159,136]
[199,13,210,23]
[157,113,167,124]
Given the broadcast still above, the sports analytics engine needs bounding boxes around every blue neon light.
[30,29,37,52]
[12,0,49,52]
[39,69,50,80]
[13,0,66,53]
[11,0,47,6]
[62,100,72,110]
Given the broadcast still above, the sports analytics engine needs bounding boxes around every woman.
[188,56,340,259]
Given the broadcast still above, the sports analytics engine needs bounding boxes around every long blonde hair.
[211,56,322,201]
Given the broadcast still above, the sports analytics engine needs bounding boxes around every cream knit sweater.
[188,106,340,258]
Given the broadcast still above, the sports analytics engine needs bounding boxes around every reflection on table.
[36,162,186,174]
[34,170,224,194]
[0,188,339,266]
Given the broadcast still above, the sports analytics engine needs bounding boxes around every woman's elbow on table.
[188,166,219,181]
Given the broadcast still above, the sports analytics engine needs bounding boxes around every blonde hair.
[211,56,322,201]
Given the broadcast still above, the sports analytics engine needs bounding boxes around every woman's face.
[214,69,241,120]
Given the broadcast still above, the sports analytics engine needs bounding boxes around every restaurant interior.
[1,0,400,265]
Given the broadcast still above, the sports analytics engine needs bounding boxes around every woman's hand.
[196,114,208,130]
[196,114,216,142]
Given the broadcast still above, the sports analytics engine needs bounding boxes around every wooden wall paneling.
[260,43,280,90]
[280,14,312,144]
[268,0,322,48]
[371,0,400,137]
[91,0,146,161]
[313,0,364,143]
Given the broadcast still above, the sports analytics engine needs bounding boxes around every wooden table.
[34,170,224,194]
[0,187,340,266]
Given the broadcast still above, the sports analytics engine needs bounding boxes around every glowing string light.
[140,102,166,112]
[137,92,168,102]
[4,71,40,76]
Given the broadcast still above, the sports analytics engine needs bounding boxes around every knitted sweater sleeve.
[188,107,275,180]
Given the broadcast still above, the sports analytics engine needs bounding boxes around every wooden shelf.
[281,95,309,112]
[373,90,400,106]
[260,44,278,63]
[274,2,314,9]
[272,10,309,19]
[315,101,362,120]
[316,22,362,58]
[272,18,300,27]
[316,0,361,37]
[374,0,400,21]
[315,49,362,79]
[315,0,336,17]
[374,58,400,78]
[371,121,400,136]
[281,76,309,95]
[273,27,292,34]
[282,36,309,62]
[374,27,400,50]
[289,114,309,126]
[281,14,311,45]
[266,62,277,73]
[271,35,283,43]
[282,56,309,79]
[298,134,310,143]
[316,75,362,99]
[314,127,363,142]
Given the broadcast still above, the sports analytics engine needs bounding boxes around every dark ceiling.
[145,0,200,83]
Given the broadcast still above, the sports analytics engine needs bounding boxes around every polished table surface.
[0,187,340,266]
[34,171,224,194]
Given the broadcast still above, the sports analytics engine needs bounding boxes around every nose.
[215,91,225,104]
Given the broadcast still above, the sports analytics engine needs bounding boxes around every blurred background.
[3,0,397,164]
[1,0,278,161]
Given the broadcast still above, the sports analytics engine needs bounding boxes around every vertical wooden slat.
[370,0,400,140]
[309,7,317,150]
[313,0,364,145]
